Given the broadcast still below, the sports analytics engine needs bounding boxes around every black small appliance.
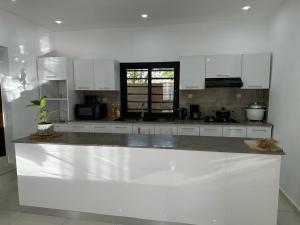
[190,105,201,120]
[85,95,98,104]
[75,103,107,120]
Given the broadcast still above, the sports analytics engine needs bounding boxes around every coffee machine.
[190,105,201,120]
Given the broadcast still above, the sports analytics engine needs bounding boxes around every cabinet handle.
[204,128,218,131]
[115,127,128,129]
[72,125,85,128]
[77,86,90,90]
[94,126,106,129]
[247,85,264,88]
[185,86,199,89]
[45,75,57,78]
[181,128,195,130]
[227,128,244,131]
[252,129,267,132]
[216,74,230,77]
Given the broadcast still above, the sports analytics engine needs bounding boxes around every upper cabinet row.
[73,59,120,91]
[180,53,271,90]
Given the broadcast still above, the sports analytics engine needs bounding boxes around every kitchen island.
[14,133,283,225]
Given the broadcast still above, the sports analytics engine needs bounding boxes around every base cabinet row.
[54,123,272,139]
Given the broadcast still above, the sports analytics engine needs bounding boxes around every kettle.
[177,108,187,120]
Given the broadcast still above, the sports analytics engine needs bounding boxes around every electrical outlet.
[188,94,193,99]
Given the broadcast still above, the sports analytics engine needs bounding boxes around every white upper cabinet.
[38,57,70,80]
[206,54,242,78]
[94,60,120,91]
[74,59,120,91]
[242,53,271,89]
[180,56,206,90]
[74,59,94,90]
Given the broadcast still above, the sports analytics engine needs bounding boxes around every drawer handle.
[77,86,90,89]
[247,85,264,88]
[72,125,85,128]
[227,128,244,131]
[181,128,195,130]
[204,128,218,131]
[45,75,57,78]
[115,127,128,129]
[252,129,267,132]
[94,126,106,129]
[185,86,199,89]
[216,74,230,77]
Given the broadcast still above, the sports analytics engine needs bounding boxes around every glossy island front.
[14,133,283,225]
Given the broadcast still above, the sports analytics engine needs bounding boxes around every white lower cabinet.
[69,123,90,133]
[154,125,178,135]
[111,124,133,134]
[133,124,155,135]
[178,125,200,136]
[53,123,69,132]
[200,126,223,137]
[247,127,272,139]
[223,126,247,138]
[90,124,112,133]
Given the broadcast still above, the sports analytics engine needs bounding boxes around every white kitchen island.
[14,133,283,225]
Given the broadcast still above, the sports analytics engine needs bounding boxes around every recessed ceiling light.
[55,20,63,24]
[242,5,251,11]
[11,0,17,2]
[141,14,149,19]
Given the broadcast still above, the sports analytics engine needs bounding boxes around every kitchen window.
[120,62,180,119]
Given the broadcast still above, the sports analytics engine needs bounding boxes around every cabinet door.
[223,126,246,138]
[90,124,112,133]
[94,60,118,91]
[69,123,90,133]
[111,124,133,134]
[200,126,223,137]
[74,60,94,90]
[178,126,200,136]
[53,123,69,132]
[180,56,205,90]
[154,125,178,135]
[38,57,68,80]
[242,53,271,89]
[133,125,155,135]
[247,127,272,139]
[206,55,242,78]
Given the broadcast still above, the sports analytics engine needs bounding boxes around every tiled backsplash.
[82,88,270,121]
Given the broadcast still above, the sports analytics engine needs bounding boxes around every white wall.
[0,8,53,162]
[269,0,300,209]
[54,20,270,62]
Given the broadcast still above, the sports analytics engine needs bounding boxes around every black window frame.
[120,62,180,119]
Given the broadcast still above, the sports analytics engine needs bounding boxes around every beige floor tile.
[12,213,67,225]
[278,211,300,225]
[0,210,22,225]
[63,219,115,225]
[278,193,295,212]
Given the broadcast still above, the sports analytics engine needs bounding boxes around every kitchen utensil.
[245,102,266,121]
[215,107,231,119]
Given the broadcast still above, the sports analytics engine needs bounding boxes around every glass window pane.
[152,68,175,78]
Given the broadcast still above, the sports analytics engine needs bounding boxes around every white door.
[206,55,242,78]
[223,126,247,138]
[133,125,155,135]
[178,125,200,136]
[247,127,272,139]
[242,53,271,89]
[38,57,68,80]
[200,126,223,137]
[94,60,117,91]
[74,60,94,90]
[180,56,206,90]
[154,125,178,135]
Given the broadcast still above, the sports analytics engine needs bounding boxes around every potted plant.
[27,96,57,135]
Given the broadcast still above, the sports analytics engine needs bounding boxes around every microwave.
[75,104,107,120]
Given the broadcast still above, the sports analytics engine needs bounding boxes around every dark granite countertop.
[14,132,284,155]
[66,119,273,127]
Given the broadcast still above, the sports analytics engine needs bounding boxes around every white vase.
[37,123,53,135]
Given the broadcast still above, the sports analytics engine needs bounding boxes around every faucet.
[140,102,145,121]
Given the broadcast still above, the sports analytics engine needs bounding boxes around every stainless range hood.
[205,78,243,88]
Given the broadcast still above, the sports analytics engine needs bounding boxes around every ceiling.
[0,0,284,31]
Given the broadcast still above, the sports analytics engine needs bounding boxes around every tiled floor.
[0,182,299,225]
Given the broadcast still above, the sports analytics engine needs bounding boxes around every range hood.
[205,78,243,88]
